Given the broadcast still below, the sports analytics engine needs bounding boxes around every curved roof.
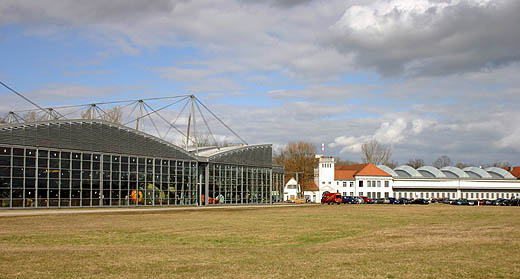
[484,167,516,179]
[196,144,272,167]
[462,167,492,179]
[377,165,398,177]
[0,119,197,160]
[394,165,423,178]
[440,166,469,178]
[417,166,447,178]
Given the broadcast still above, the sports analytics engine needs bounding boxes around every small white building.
[283,177,299,201]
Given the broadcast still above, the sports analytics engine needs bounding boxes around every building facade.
[314,156,520,202]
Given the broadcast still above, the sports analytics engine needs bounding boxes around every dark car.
[373,198,385,204]
[398,198,412,204]
[341,196,356,204]
[410,198,430,205]
[388,197,401,204]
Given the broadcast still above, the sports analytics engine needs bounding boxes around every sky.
[1,0,520,166]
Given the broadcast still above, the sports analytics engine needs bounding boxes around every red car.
[360,196,373,204]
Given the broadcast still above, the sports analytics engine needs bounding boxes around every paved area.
[0,203,314,217]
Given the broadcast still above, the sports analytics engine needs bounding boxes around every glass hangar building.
[0,119,285,208]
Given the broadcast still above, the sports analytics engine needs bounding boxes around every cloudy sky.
[1,0,519,166]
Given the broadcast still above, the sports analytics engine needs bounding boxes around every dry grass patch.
[0,204,519,278]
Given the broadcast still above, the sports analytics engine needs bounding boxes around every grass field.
[1,204,519,278]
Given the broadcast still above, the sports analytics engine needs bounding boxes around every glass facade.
[0,120,283,208]
[0,146,200,208]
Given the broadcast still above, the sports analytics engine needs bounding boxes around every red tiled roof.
[507,167,520,178]
[334,170,356,180]
[301,180,319,191]
[334,163,391,179]
[284,177,294,185]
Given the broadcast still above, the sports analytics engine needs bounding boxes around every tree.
[81,106,122,124]
[386,160,399,169]
[407,158,425,169]
[23,111,48,122]
[361,139,392,165]
[334,157,359,167]
[455,162,469,169]
[273,141,318,192]
[433,155,452,169]
[485,161,511,169]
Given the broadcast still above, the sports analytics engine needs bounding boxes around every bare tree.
[82,106,122,124]
[23,111,48,122]
[455,162,469,169]
[103,106,123,124]
[0,116,6,124]
[334,157,359,167]
[274,141,318,193]
[407,158,425,169]
[433,155,452,168]
[361,139,392,165]
[485,161,511,168]
[386,160,399,169]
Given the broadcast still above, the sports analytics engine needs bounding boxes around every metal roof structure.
[395,165,423,178]
[376,164,517,180]
[376,165,398,177]
[440,166,470,178]
[485,167,516,179]
[0,119,197,160]
[463,167,493,179]
[417,166,447,178]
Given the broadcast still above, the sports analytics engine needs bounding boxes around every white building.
[315,156,393,201]
[315,156,520,201]
[283,177,299,201]
[378,165,520,200]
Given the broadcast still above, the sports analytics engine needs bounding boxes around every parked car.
[388,197,401,204]
[342,196,356,204]
[360,196,373,204]
[410,198,430,205]
[398,198,412,204]
[373,198,385,204]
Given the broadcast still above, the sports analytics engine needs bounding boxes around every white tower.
[318,157,335,197]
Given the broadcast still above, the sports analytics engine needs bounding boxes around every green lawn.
[1,204,519,278]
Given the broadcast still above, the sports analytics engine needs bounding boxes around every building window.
[343,192,347,196]
[377,181,381,187]
[384,181,389,187]
[337,181,339,185]
[426,193,429,198]
[359,192,363,196]
[470,193,474,198]
[359,181,363,187]
[350,192,354,195]
[343,182,346,187]
[350,182,354,187]
[367,181,371,187]
[384,192,389,198]
[322,181,325,184]
[328,181,331,184]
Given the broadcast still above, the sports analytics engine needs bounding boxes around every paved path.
[0,203,315,217]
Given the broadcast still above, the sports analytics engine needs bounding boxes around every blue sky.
[1,0,520,166]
